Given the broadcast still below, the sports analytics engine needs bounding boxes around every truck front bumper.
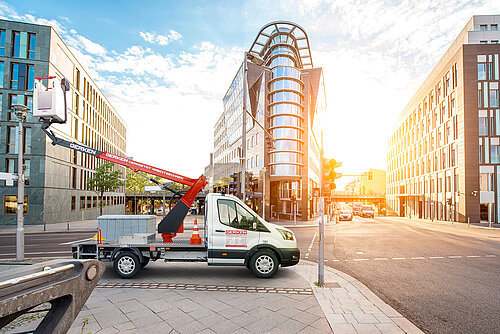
[280,248,300,267]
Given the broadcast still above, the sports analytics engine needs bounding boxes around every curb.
[299,259,424,334]
[0,229,97,235]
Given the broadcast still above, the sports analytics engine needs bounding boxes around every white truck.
[34,76,299,279]
[74,193,299,279]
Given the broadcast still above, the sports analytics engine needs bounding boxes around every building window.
[491,24,498,30]
[75,68,80,91]
[0,61,4,88]
[27,33,36,59]
[87,196,91,209]
[71,167,77,189]
[10,63,35,90]
[12,31,20,57]
[490,88,499,108]
[480,24,487,31]
[24,127,31,154]
[80,196,85,210]
[478,63,487,80]
[491,144,500,163]
[6,158,15,174]
[24,159,30,181]
[93,196,97,208]
[479,116,488,135]
[4,195,28,215]
[7,126,17,153]
[0,29,5,56]
[71,196,76,211]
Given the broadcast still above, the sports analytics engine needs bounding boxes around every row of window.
[0,30,36,59]
[71,195,124,211]
[479,137,500,164]
[388,172,458,197]
[478,24,499,31]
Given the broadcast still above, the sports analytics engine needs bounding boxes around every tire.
[250,250,279,278]
[141,258,150,268]
[113,252,140,278]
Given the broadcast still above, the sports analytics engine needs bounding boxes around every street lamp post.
[261,167,267,220]
[12,104,29,262]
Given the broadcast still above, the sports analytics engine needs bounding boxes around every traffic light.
[322,158,342,196]
[229,172,241,196]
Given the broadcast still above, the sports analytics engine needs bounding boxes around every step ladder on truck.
[33,76,300,279]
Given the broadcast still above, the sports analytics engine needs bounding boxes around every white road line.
[466,255,481,258]
[411,257,425,260]
[374,258,388,261]
[485,255,496,257]
[59,237,93,245]
[353,258,369,261]
[305,253,310,257]
[429,256,445,259]
[448,256,462,258]
[331,259,340,262]
[392,257,406,260]
[324,259,329,262]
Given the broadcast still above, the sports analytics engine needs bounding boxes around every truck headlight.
[277,228,294,241]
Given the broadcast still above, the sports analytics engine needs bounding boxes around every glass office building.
[212,21,326,220]
[0,19,127,225]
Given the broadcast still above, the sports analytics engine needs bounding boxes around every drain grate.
[96,282,313,295]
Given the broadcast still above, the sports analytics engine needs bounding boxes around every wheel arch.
[245,244,283,265]
[111,247,143,263]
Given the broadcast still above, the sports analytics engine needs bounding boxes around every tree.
[87,161,124,216]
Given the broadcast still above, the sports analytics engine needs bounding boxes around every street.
[0,231,94,258]
[290,216,500,334]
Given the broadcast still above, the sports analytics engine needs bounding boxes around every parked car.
[361,205,374,218]
[339,209,353,221]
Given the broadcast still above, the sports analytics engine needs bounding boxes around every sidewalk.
[58,261,422,334]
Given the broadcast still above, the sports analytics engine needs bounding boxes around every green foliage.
[125,168,183,194]
[87,161,124,215]
[216,176,231,187]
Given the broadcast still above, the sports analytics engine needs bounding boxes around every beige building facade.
[387,15,500,223]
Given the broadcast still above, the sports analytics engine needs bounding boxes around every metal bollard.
[67,221,69,231]
[43,221,46,231]
[467,217,470,226]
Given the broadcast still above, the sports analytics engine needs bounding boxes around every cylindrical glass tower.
[266,28,304,177]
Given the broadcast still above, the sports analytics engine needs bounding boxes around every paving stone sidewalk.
[63,260,422,334]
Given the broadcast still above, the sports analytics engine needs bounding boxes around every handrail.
[0,264,75,289]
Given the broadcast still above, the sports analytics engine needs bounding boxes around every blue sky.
[0,0,497,188]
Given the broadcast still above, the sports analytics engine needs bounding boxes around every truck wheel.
[141,258,150,268]
[250,250,279,278]
[114,252,140,278]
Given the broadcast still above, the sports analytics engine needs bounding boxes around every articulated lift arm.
[41,123,207,238]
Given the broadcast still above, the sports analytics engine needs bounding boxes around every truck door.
[208,198,261,265]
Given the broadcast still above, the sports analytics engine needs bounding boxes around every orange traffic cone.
[190,219,202,245]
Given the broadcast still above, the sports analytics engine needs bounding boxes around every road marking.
[353,258,369,261]
[331,259,340,262]
[305,253,310,257]
[59,237,93,245]
[392,257,406,260]
[429,256,444,259]
[374,258,388,261]
[356,251,364,255]
[411,257,425,260]
[466,255,481,258]
[448,256,462,258]
[485,255,496,257]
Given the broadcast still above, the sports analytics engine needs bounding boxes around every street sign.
[312,188,320,198]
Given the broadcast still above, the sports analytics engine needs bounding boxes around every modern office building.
[0,19,127,225]
[212,21,326,220]
[387,15,500,223]
[345,169,386,195]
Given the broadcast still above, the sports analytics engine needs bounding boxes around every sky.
[0,0,497,188]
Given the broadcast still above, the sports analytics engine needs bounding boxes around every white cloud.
[139,30,182,45]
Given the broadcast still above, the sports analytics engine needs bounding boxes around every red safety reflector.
[150,246,156,251]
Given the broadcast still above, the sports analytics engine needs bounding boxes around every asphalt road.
[0,231,95,259]
[290,216,500,334]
